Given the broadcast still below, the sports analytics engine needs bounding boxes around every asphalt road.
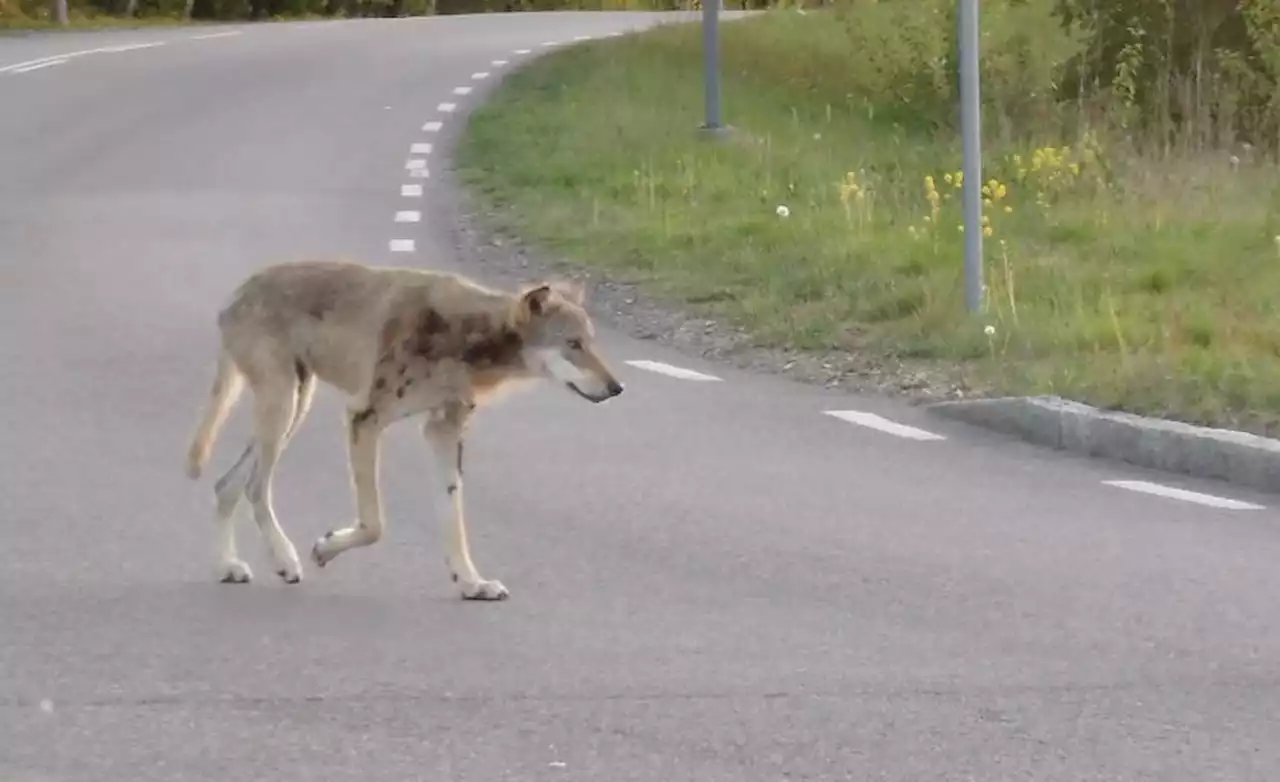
[2,13,1279,782]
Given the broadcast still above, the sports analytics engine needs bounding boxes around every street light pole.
[958,0,983,313]
[700,0,722,131]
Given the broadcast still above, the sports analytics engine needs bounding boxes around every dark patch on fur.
[351,408,376,430]
[374,377,386,391]
[447,483,458,495]
[451,572,459,583]
[294,359,311,387]
[456,441,464,475]
[395,386,405,399]
[394,306,525,369]
[460,328,523,367]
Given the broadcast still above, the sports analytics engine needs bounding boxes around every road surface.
[2,12,1278,781]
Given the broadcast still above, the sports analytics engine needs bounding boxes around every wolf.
[183,259,624,600]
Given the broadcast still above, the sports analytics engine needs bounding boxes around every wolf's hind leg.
[212,442,256,583]
[210,365,315,584]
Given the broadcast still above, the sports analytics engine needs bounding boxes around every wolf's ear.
[520,284,553,317]
[553,279,586,306]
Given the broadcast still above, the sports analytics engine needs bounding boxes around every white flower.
[776,205,790,218]
[984,325,996,336]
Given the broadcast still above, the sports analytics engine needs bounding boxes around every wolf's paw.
[310,530,341,568]
[271,545,304,585]
[217,559,253,584]
[457,576,509,601]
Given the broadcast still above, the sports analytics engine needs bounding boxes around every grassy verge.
[455,2,1280,437]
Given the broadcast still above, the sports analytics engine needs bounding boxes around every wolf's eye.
[567,339,583,351]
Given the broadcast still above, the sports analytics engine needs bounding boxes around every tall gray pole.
[51,0,68,25]
[958,0,982,313]
[700,0,722,131]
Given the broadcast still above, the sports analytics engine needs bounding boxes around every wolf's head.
[516,280,624,404]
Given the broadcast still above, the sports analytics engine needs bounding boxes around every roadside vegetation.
[456,0,1280,437]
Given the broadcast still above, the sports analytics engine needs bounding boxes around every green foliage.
[456,7,1280,435]
[1051,0,1280,150]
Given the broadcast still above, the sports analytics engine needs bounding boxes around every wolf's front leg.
[422,404,508,601]
[311,407,387,568]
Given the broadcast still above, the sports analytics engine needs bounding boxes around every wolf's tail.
[185,348,245,480]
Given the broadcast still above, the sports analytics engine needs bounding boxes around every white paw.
[271,545,304,585]
[310,531,340,568]
[217,559,253,584]
[457,576,509,601]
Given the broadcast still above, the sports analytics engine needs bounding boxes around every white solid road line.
[1102,480,1266,510]
[394,210,421,223]
[437,102,457,113]
[389,239,415,253]
[190,30,241,40]
[10,59,67,73]
[471,71,489,80]
[452,86,473,95]
[410,142,433,154]
[2,39,171,74]
[99,42,166,53]
[625,360,722,382]
[423,121,443,132]
[823,410,947,441]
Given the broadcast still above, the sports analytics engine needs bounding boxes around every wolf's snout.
[605,379,624,398]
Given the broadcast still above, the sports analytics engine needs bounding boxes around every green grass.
[455,3,1280,437]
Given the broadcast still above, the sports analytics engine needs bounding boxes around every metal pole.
[51,0,68,25]
[958,0,982,312]
[700,0,721,130]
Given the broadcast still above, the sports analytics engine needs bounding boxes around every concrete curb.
[926,395,1280,496]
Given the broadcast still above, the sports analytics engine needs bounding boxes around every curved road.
[2,14,1278,781]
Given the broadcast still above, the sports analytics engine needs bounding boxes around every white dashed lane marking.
[1102,480,1265,510]
[491,59,508,66]
[405,158,427,171]
[471,71,489,80]
[823,410,947,441]
[514,48,531,54]
[452,86,473,96]
[389,239,415,253]
[437,102,457,113]
[410,142,433,154]
[394,210,421,223]
[625,360,721,382]
[423,121,443,132]
[401,184,423,197]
